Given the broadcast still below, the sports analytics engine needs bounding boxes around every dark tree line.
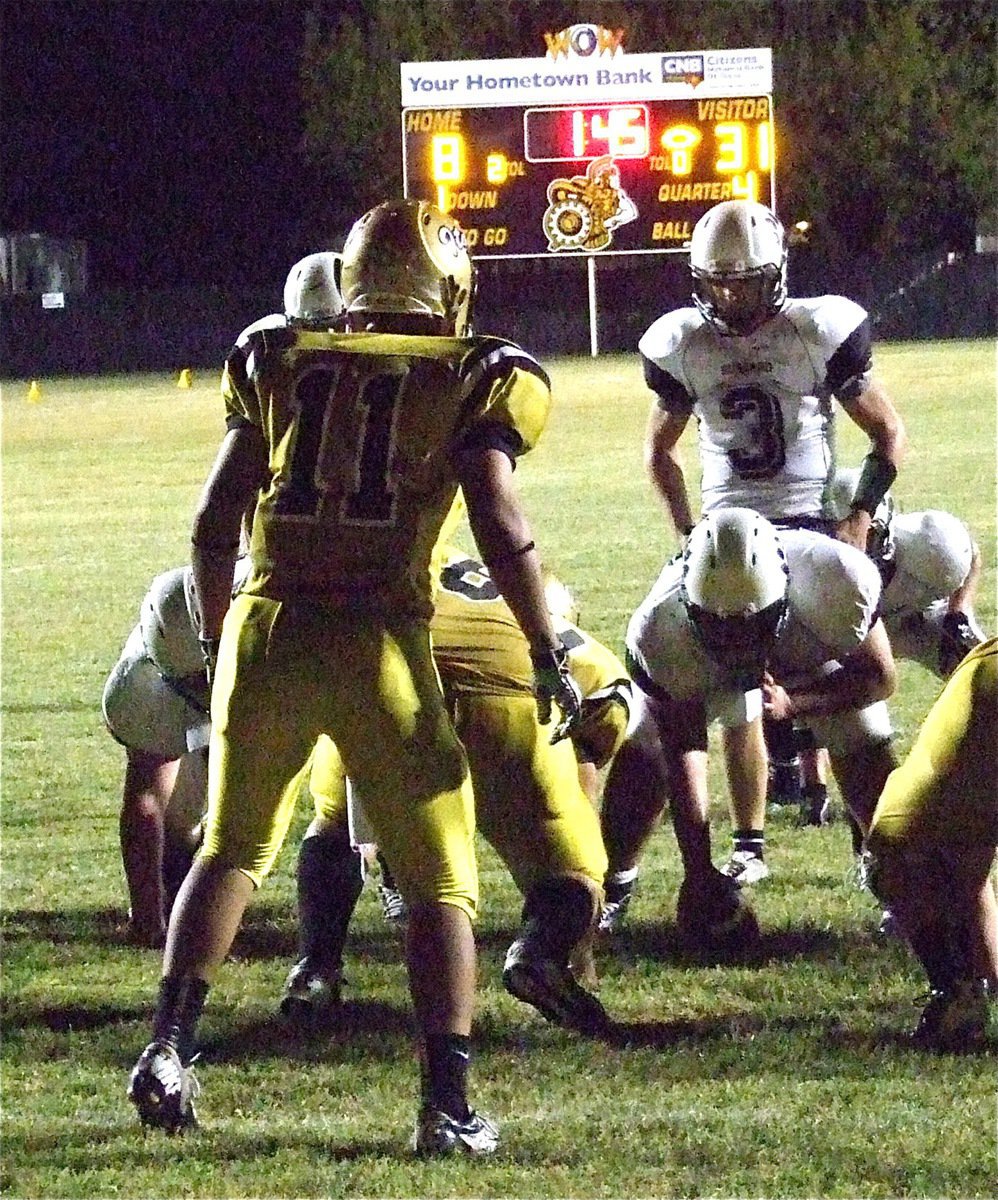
[298,0,995,255]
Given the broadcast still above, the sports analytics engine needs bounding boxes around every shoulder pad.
[458,336,549,391]
[783,530,882,648]
[783,296,868,353]
[638,307,702,364]
[234,312,288,351]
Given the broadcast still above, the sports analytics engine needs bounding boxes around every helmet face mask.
[685,597,787,679]
[689,200,787,335]
[340,200,476,336]
[681,508,790,678]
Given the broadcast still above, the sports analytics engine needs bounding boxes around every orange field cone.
[177,368,193,389]
[27,380,42,402]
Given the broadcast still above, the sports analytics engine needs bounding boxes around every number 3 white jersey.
[626,529,883,721]
[639,296,872,518]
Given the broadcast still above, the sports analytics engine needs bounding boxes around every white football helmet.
[681,508,790,675]
[826,467,896,561]
[339,199,475,336]
[140,567,204,679]
[283,252,343,325]
[898,510,974,598]
[689,200,787,335]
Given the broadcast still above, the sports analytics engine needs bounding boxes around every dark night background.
[2,1,319,290]
[2,0,994,372]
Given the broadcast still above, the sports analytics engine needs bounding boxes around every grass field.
[2,340,995,1198]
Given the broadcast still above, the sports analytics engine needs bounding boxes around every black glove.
[939,611,981,678]
[199,635,221,689]
[531,641,583,744]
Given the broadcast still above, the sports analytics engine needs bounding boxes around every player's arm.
[762,619,897,721]
[836,377,908,550]
[647,689,715,878]
[640,349,697,543]
[939,538,985,676]
[949,538,982,617]
[458,446,553,650]
[645,405,696,543]
[458,445,581,739]
[190,424,268,653]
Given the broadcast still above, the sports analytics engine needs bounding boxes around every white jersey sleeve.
[881,510,974,617]
[772,529,883,677]
[638,296,872,520]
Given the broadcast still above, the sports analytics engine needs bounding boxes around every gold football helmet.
[340,199,475,336]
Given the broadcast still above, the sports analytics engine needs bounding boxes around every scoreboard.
[401,46,775,259]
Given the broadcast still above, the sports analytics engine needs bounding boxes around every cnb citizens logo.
[544,24,625,59]
[661,54,704,87]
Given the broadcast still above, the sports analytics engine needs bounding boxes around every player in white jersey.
[827,468,987,677]
[102,559,253,947]
[772,471,990,885]
[633,200,906,887]
[102,256,341,948]
[598,509,898,943]
[639,200,906,544]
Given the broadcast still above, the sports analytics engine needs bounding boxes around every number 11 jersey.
[222,325,551,617]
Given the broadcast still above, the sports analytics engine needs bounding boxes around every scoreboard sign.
[401,40,774,259]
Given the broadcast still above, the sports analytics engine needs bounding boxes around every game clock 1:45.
[401,95,775,258]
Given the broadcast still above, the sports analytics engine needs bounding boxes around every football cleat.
[412,1106,500,1157]
[279,959,342,1028]
[502,939,610,1034]
[378,882,408,927]
[719,849,770,886]
[910,979,991,1052]
[127,1040,200,1133]
[597,889,632,934]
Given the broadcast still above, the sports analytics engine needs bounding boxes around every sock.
[421,1032,471,1120]
[152,975,209,1063]
[297,831,365,973]
[803,783,829,823]
[732,830,765,859]
[377,851,398,892]
[604,866,638,903]
[519,876,597,964]
[846,812,865,857]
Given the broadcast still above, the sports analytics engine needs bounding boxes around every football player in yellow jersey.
[280,547,629,1031]
[128,200,585,1158]
[865,639,997,1050]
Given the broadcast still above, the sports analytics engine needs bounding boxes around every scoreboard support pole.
[587,255,599,357]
